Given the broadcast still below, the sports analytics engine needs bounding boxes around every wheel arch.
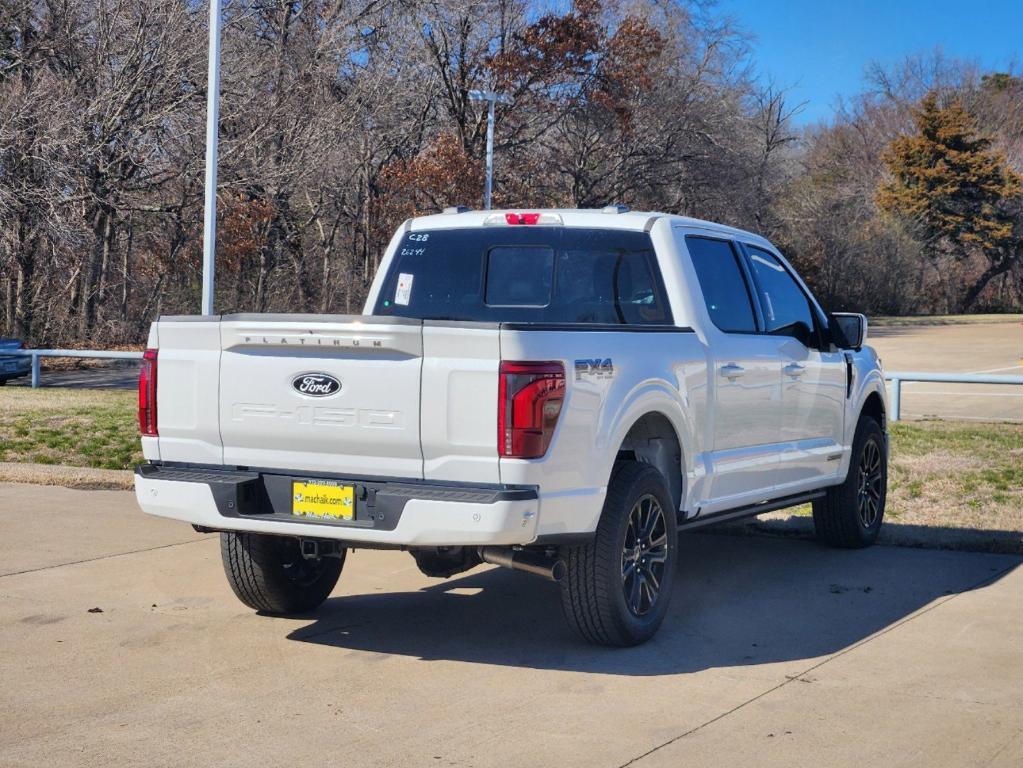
[841,371,888,477]
[613,411,685,515]
[860,390,886,430]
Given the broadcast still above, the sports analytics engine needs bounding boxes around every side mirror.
[829,313,867,350]
[769,320,815,347]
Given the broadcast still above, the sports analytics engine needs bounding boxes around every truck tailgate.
[218,316,425,477]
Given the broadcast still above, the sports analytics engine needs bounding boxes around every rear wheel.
[560,462,678,646]
[220,532,344,613]
[813,416,887,548]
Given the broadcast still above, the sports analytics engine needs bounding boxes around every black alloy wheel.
[621,493,669,617]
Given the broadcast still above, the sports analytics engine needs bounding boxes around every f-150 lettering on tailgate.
[231,403,404,429]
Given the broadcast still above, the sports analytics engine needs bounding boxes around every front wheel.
[813,416,887,548]
[560,462,678,646]
[220,532,344,613]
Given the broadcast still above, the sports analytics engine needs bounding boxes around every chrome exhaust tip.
[479,547,566,582]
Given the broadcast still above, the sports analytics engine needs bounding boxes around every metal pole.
[201,0,223,316]
[31,353,40,389]
[484,97,495,210]
[468,90,508,210]
[890,378,901,422]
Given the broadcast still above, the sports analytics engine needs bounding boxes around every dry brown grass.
[885,422,1023,532]
[0,462,132,490]
[872,313,1023,327]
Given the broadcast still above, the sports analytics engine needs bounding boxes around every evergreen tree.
[877,93,1022,309]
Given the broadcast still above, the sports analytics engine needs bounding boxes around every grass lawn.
[1,388,1021,535]
[0,388,143,470]
[884,421,1023,531]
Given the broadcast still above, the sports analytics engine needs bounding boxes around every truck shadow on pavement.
[287,532,1020,675]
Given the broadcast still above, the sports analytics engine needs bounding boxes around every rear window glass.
[485,247,554,306]
[374,227,672,325]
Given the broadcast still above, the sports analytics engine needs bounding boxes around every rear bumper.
[134,463,540,546]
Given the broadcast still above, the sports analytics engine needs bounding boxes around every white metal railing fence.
[884,371,1023,421]
[11,349,143,388]
[9,352,1023,418]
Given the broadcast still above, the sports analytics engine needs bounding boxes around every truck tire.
[220,532,344,613]
[560,462,678,647]
[813,415,887,548]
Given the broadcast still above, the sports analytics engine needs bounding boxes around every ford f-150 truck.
[135,207,888,646]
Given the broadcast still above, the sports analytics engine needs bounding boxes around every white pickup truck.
[135,207,888,646]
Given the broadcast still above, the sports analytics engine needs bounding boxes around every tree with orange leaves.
[877,93,1022,309]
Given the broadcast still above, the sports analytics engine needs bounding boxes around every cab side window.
[744,245,816,344]
[685,236,757,333]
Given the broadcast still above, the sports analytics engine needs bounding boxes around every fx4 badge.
[574,358,614,381]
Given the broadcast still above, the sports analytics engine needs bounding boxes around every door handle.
[784,363,806,377]
[720,363,745,381]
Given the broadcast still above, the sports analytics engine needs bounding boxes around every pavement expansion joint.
[0,537,208,579]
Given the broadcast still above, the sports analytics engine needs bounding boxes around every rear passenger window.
[556,250,670,324]
[685,237,757,333]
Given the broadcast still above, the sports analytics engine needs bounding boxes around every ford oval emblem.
[292,373,341,397]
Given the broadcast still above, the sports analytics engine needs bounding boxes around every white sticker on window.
[395,273,414,306]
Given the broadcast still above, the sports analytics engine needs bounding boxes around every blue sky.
[717,0,1023,124]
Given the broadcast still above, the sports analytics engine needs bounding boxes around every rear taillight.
[498,361,565,458]
[138,348,158,437]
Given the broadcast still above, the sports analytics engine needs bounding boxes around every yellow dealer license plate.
[292,481,354,521]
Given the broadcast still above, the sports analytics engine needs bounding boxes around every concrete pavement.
[1,482,1021,767]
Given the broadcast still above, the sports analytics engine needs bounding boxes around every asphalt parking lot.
[7,361,140,390]
[2,483,1021,767]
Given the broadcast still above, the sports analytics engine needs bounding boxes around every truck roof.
[407,208,772,248]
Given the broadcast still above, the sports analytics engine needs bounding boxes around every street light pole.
[484,97,495,209]
[201,0,223,316]
[468,90,511,210]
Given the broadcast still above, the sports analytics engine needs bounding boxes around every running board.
[678,490,825,531]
